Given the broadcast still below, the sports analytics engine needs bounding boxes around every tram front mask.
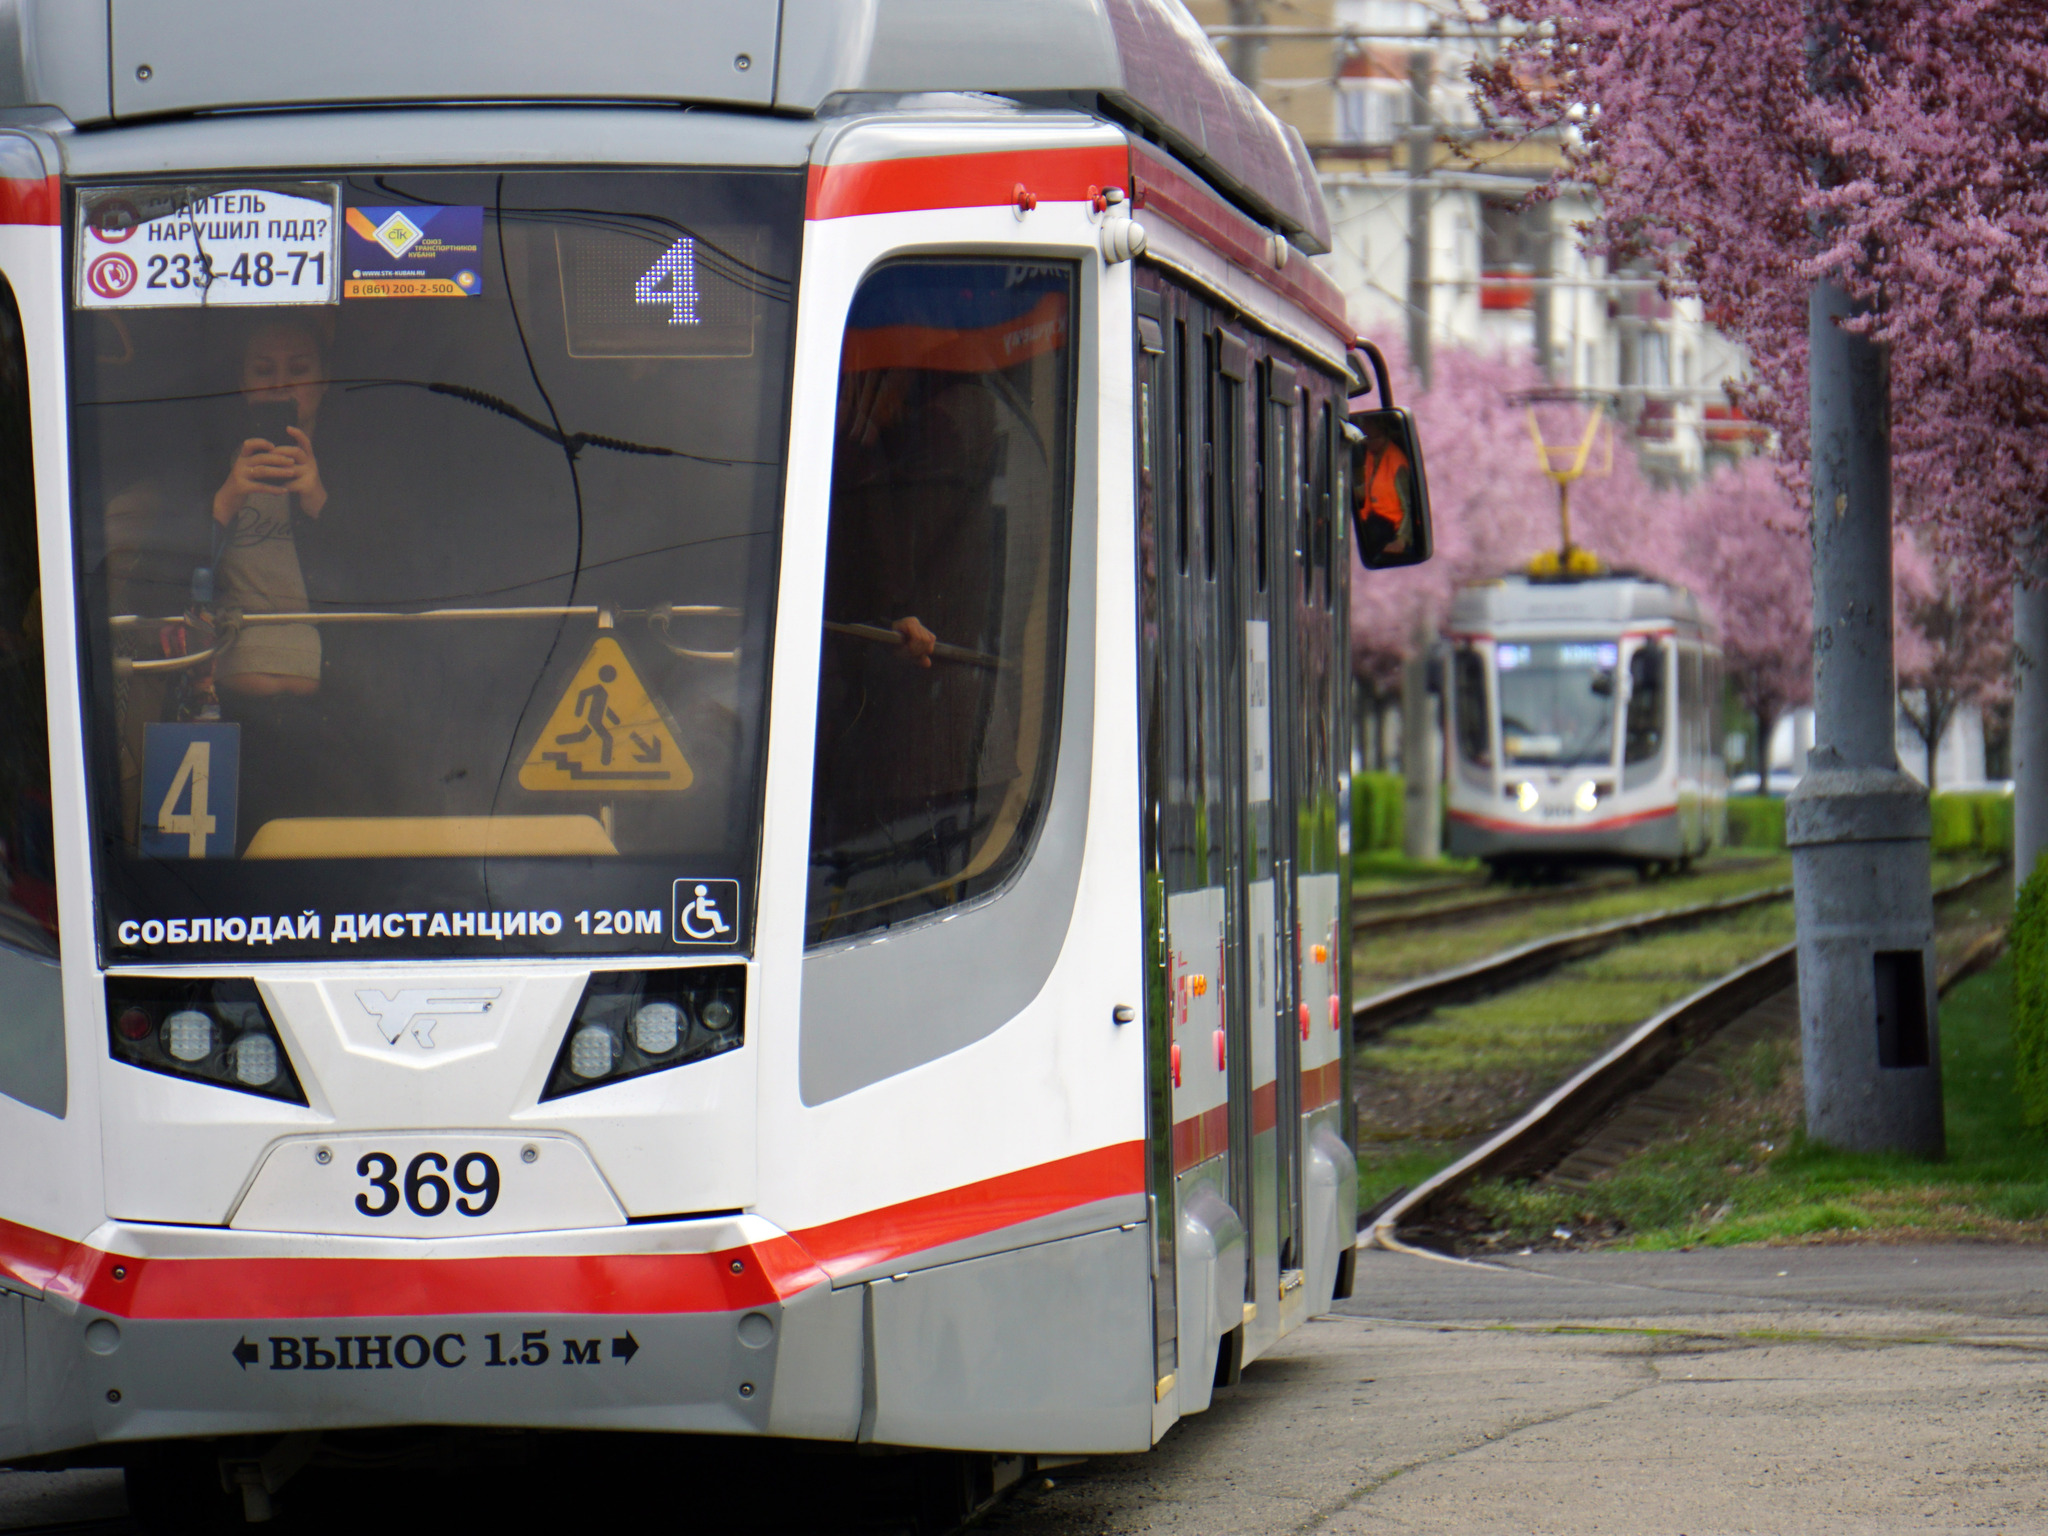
[68,170,802,959]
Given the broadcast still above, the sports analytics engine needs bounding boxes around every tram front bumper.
[5,1216,854,1459]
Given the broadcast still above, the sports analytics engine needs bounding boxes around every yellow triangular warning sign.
[518,637,694,793]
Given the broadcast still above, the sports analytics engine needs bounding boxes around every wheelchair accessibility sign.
[673,880,740,946]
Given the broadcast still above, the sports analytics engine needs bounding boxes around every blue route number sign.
[140,723,241,860]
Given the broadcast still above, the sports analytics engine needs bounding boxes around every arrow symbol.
[232,1338,260,1370]
[611,1331,640,1365]
[629,733,661,764]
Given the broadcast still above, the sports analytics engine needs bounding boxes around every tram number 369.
[355,1151,501,1217]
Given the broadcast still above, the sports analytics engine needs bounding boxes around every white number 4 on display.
[634,238,699,325]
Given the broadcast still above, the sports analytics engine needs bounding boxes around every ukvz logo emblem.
[354,988,500,1050]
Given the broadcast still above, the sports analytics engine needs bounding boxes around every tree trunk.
[1755,702,1778,789]
[2014,562,2048,888]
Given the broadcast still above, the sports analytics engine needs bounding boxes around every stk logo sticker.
[354,988,500,1051]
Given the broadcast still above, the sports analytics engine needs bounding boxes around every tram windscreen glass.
[67,171,801,960]
[1494,640,1620,767]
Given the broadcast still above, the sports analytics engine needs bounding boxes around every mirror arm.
[1351,340,1395,410]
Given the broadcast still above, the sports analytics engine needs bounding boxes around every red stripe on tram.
[0,1143,1146,1321]
[1446,805,1679,837]
[806,144,1129,220]
[0,176,57,226]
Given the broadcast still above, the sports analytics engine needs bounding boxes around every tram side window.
[1625,640,1665,765]
[806,260,1076,946]
[1454,649,1491,766]
[0,277,54,957]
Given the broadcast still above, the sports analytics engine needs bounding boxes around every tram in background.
[0,0,1432,1518]
[1442,572,1726,875]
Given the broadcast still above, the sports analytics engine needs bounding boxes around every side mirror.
[1349,407,1434,570]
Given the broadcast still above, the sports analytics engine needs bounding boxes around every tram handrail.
[108,605,1002,671]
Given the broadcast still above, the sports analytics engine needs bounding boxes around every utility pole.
[1785,281,1942,1156]
[1401,620,1440,861]
[1529,198,1555,380]
[1405,32,1436,390]
[1226,1,1263,90]
[2015,559,2048,894]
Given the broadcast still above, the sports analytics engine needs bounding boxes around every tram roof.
[1449,573,1710,634]
[0,0,1330,253]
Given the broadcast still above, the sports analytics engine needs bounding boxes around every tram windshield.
[68,169,801,959]
[1494,640,1619,767]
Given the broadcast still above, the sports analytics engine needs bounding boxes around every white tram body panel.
[0,0,1377,1474]
[1442,574,1727,868]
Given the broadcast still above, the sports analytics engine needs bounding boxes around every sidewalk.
[986,1244,2048,1536]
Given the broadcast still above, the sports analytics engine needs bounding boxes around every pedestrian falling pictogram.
[518,637,693,792]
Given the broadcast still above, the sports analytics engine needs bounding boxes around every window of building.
[805,259,1076,946]
[0,274,54,956]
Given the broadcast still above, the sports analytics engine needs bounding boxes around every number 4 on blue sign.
[634,238,699,326]
[140,723,240,859]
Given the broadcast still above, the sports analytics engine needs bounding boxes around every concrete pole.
[1529,200,1555,381]
[1401,626,1440,862]
[1785,280,1942,1157]
[1404,41,1435,390]
[1226,1,1263,91]
[2013,563,2048,892]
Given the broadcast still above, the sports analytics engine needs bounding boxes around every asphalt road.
[982,1244,2048,1536]
[10,1244,2048,1535]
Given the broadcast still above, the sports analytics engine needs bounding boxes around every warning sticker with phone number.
[76,184,341,310]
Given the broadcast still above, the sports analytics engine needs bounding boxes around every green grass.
[1353,855,1989,993]
[1461,958,2048,1248]
[1351,850,1482,890]
[1356,1139,1464,1222]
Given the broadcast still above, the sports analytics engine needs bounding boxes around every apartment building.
[1187,0,1755,485]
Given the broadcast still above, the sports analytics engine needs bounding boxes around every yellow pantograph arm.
[1526,400,1609,486]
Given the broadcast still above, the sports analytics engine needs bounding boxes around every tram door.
[1137,270,1315,1396]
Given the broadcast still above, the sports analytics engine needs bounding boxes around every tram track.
[1351,870,1636,935]
[1364,862,2010,1253]
[1350,861,2006,1040]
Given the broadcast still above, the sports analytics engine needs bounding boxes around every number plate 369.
[230,1133,627,1238]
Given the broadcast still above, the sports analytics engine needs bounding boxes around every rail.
[1351,860,2006,1039]
[1364,861,2010,1252]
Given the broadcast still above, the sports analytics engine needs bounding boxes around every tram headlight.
[1515,781,1540,813]
[104,979,308,1104]
[569,1025,617,1079]
[543,965,746,1101]
[230,1033,280,1087]
[162,1010,214,1062]
[1573,780,1600,813]
[630,1001,683,1055]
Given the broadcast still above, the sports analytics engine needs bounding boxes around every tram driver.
[1355,414,1416,565]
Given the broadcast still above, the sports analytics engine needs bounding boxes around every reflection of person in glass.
[1355,416,1414,564]
[211,317,328,696]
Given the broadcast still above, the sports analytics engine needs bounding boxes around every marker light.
[1515,781,1540,812]
[1574,780,1600,813]
[569,1026,617,1080]
[631,1001,682,1055]
[105,979,307,1104]
[542,965,747,1101]
[231,1033,280,1087]
[162,1010,213,1062]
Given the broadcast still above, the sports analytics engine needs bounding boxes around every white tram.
[1442,572,1726,873]
[0,0,1432,1511]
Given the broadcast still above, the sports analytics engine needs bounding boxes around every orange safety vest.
[1361,442,1410,526]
